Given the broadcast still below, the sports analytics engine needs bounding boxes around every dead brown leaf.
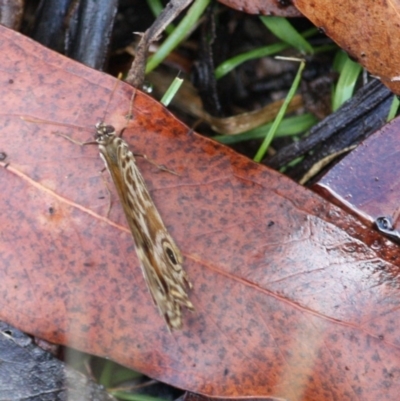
[293,0,400,93]
[313,116,400,230]
[218,0,301,16]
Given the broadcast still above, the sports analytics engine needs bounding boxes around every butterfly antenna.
[101,72,124,123]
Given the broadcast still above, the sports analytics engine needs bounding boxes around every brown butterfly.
[94,122,194,330]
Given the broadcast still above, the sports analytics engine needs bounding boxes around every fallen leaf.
[2,25,400,401]
[293,0,400,93]
[313,115,400,229]
[218,0,301,16]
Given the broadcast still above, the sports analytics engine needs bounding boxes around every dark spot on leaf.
[83,262,94,267]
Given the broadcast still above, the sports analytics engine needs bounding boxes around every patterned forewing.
[96,128,193,330]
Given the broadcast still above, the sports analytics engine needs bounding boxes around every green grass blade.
[215,42,289,79]
[253,59,306,162]
[160,76,184,106]
[213,114,317,144]
[387,95,400,121]
[215,27,316,80]
[146,0,211,73]
[332,52,362,111]
[260,16,314,54]
[111,392,168,401]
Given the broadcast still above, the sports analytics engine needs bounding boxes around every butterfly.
[94,122,194,330]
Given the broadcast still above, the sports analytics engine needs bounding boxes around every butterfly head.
[95,122,116,143]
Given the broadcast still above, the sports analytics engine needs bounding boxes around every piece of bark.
[266,79,393,177]
[0,321,117,401]
[126,0,193,87]
[0,0,24,30]
[31,0,72,53]
[65,0,118,70]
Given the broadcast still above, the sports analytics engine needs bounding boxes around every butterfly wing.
[97,130,193,330]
